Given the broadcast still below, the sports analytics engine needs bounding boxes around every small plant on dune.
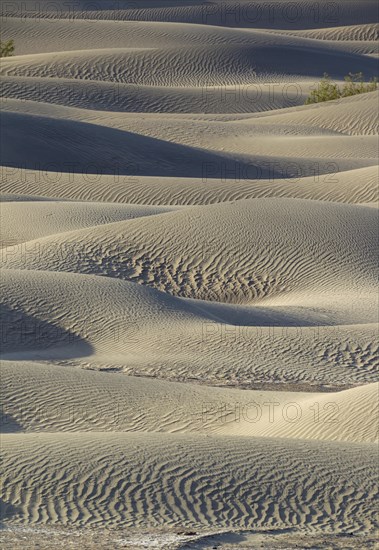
[0,39,15,57]
[341,72,378,97]
[305,72,377,104]
[305,73,340,104]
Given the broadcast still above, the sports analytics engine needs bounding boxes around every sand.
[0,1,378,548]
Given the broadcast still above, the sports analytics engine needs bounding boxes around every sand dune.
[3,44,377,87]
[1,269,377,389]
[9,18,377,55]
[0,76,315,113]
[241,90,379,135]
[2,359,377,443]
[3,0,377,30]
[1,15,377,119]
[1,433,378,531]
[1,110,242,178]
[4,17,378,55]
[4,117,374,179]
[2,165,378,205]
[0,201,178,247]
[2,199,377,301]
[1,1,378,546]
[281,23,378,41]
[217,382,379,442]
[2,101,378,179]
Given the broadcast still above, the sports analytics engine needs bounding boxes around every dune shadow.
[0,411,24,433]
[0,498,23,528]
[0,304,93,360]
[185,297,359,328]
[1,111,285,179]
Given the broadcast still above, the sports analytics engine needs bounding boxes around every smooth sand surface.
[1,1,378,548]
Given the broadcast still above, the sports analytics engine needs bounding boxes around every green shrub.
[305,73,340,104]
[305,72,377,104]
[341,72,378,97]
[0,39,15,58]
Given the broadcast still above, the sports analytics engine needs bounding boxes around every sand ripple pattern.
[1,433,378,531]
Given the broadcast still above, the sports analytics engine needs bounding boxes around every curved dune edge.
[3,18,378,56]
[1,359,377,443]
[2,109,377,180]
[1,269,377,388]
[2,43,377,88]
[1,165,378,205]
[216,382,379,442]
[2,0,378,30]
[1,199,377,303]
[0,201,180,247]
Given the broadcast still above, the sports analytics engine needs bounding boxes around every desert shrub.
[341,72,378,97]
[0,39,15,57]
[305,72,377,104]
[305,73,340,104]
